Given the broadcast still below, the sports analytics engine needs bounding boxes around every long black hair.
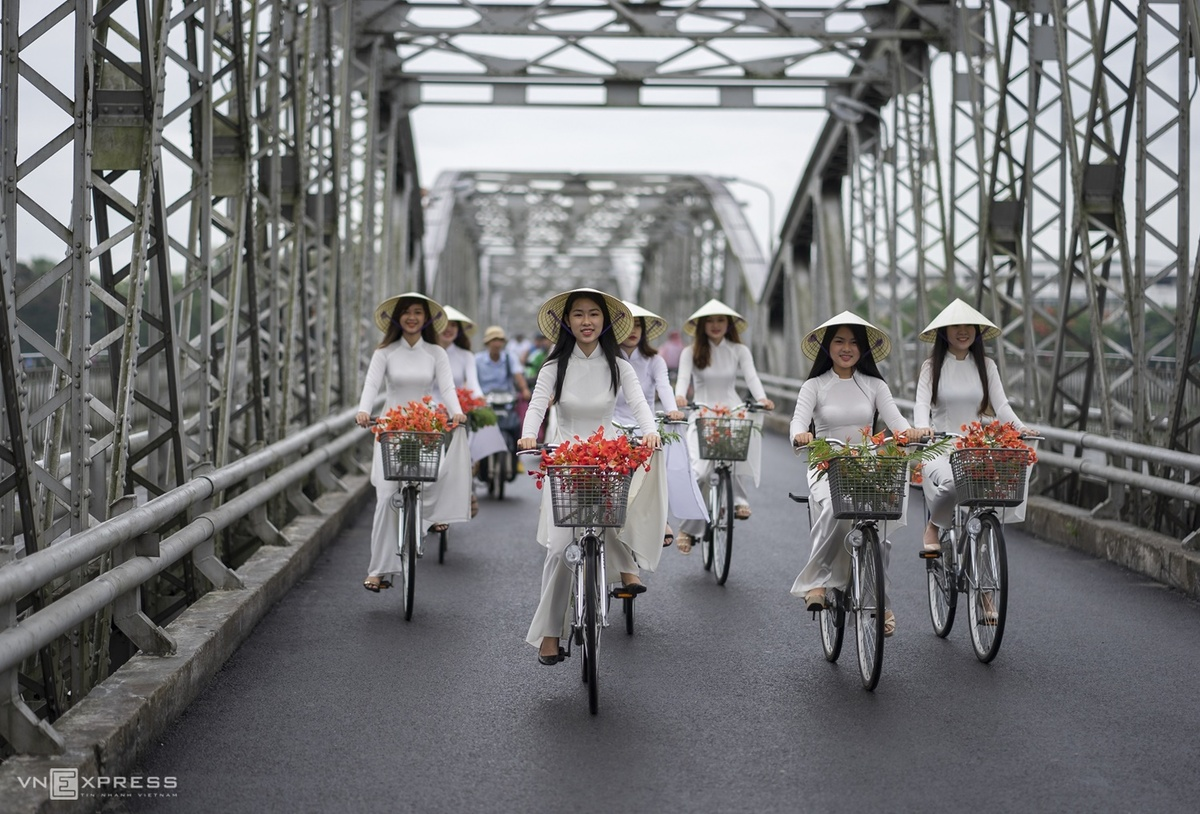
[805,323,884,380]
[544,291,621,404]
[692,315,742,370]
[628,317,659,357]
[378,296,438,348]
[929,327,990,414]
[451,323,472,351]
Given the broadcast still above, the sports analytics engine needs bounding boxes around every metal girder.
[350,0,933,109]
[421,170,763,334]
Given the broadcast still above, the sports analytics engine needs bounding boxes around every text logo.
[49,768,79,801]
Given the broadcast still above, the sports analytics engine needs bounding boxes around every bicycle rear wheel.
[711,470,734,585]
[967,514,1008,663]
[437,527,448,565]
[624,597,634,635]
[819,588,844,662]
[400,486,418,621]
[853,527,885,690]
[926,528,956,637]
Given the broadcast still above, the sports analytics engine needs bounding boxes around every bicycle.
[789,438,908,691]
[920,433,1041,663]
[376,427,450,620]
[688,401,765,585]
[482,391,519,500]
[520,449,636,715]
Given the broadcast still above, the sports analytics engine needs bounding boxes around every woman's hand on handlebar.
[792,431,813,447]
[642,432,662,451]
[517,436,538,451]
[903,427,933,442]
[665,410,685,422]
[356,411,372,428]
[451,413,467,427]
[758,397,775,411]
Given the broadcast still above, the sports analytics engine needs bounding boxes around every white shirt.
[523,346,656,443]
[913,356,1024,433]
[444,343,483,399]
[613,348,674,426]
[790,370,911,442]
[357,338,462,417]
[673,340,767,408]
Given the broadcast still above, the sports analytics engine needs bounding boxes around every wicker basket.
[696,416,754,461]
[546,466,632,528]
[378,431,444,482]
[950,447,1030,507]
[826,455,908,520]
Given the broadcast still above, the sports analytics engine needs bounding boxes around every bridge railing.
[758,374,1200,549]
[0,409,367,756]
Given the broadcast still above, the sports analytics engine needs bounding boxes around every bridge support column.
[109,497,176,657]
[189,464,244,591]
[0,545,64,755]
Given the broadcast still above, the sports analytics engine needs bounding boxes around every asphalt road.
[111,436,1200,813]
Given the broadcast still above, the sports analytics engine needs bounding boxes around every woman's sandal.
[883,610,897,637]
[470,493,479,519]
[675,532,693,554]
[430,523,449,534]
[663,524,675,547]
[363,578,382,593]
[803,588,827,611]
[734,505,751,520]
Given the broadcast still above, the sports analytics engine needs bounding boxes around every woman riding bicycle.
[436,305,483,519]
[672,299,774,553]
[613,301,688,546]
[789,312,922,637]
[517,288,664,666]
[354,293,469,592]
[911,299,1029,556]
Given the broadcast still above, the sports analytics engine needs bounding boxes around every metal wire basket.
[546,465,632,528]
[696,416,754,461]
[378,431,444,482]
[950,447,1031,507]
[826,455,908,520]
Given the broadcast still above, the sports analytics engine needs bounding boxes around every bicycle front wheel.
[583,534,602,714]
[400,486,418,621]
[853,527,885,690]
[967,514,1008,663]
[819,588,845,662]
[710,469,734,585]
[926,528,956,637]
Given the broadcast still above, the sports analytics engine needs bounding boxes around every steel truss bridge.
[0,0,1198,756]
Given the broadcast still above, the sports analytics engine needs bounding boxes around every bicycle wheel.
[853,526,885,690]
[967,514,1008,663]
[583,534,601,714]
[710,469,734,585]
[400,486,418,621]
[624,596,634,635]
[926,527,957,637]
[437,527,447,565]
[819,588,845,662]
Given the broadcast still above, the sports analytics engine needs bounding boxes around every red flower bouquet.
[456,387,497,431]
[371,395,453,436]
[372,396,452,482]
[950,421,1037,506]
[806,428,950,519]
[532,428,653,528]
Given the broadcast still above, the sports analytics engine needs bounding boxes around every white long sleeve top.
[445,343,483,399]
[357,338,463,417]
[522,346,657,443]
[912,356,1025,432]
[790,370,911,443]
[673,340,767,408]
[613,348,674,425]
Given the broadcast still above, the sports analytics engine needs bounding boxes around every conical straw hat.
[801,310,892,362]
[919,298,1000,342]
[536,288,633,344]
[683,299,748,336]
[622,301,668,343]
[442,305,476,335]
[373,292,448,335]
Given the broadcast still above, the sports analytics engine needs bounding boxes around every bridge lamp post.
[717,175,776,258]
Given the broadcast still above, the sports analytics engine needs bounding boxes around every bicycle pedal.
[918,549,941,560]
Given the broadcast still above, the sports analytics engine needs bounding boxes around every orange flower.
[530,427,654,489]
[372,397,453,436]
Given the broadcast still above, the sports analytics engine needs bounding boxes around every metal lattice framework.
[1,0,1198,752]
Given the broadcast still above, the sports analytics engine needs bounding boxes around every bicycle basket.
[546,466,632,528]
[826,455,908,520]
[378,431,444,482]
[696,417,753,461]
[950,447,1030,507]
